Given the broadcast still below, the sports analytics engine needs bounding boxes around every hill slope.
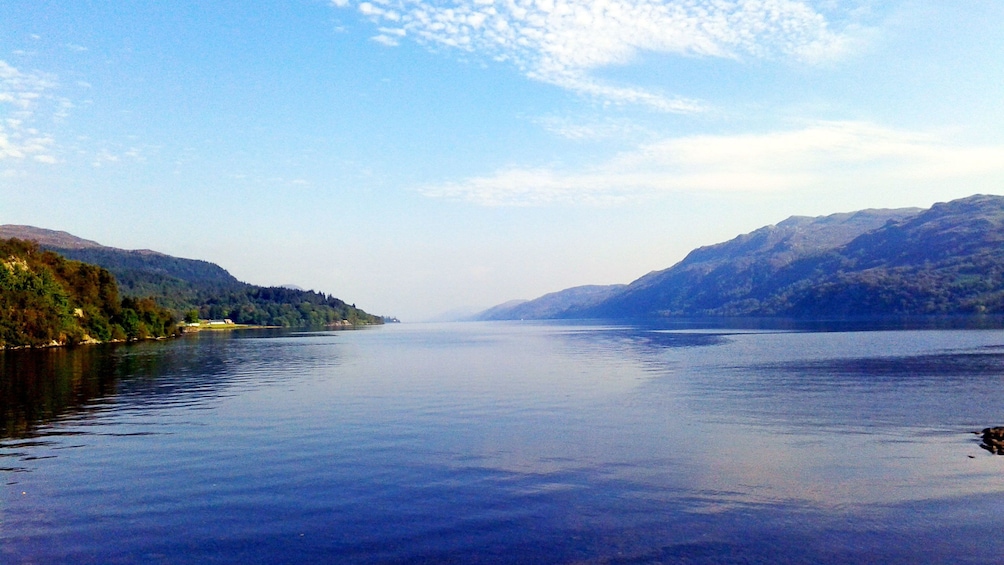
[0,226,241,302]
[0,226,382,327]
[763,194,1004,317]
[474,285,626,321]
[576,207,923,318]
[0,239,176,347]
[478,194,1004,320]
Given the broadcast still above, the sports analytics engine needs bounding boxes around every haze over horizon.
[2,1,1003,321]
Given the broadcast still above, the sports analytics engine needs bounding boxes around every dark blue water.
[4,322,1004,563]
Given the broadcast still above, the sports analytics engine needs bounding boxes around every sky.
[2,1,1003,321]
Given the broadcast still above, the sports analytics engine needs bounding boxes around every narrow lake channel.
[4,322,1004,563]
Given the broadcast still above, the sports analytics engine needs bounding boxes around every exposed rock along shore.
[978,427,1004,454]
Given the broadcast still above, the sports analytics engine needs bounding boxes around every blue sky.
[2,1,1003,320]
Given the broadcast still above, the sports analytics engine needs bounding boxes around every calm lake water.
[4,322,1004,563]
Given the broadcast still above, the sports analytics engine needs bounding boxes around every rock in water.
[980,427,1004,454]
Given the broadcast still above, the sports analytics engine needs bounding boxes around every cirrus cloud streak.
[332,0,858,112]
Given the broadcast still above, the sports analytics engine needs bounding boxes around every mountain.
[477,194,1004,320]
[466,300,527,321]
[0,226,382,327]
[0,226,241,299]
[574,207,923,319]
[475,285,626,321]
[763,194,1004,317]
[0,225,105,250]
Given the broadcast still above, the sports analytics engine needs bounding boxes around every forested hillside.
[195,286,380,327]
[575,207,922,318]
[477,194,1004,321]
[0,226,383,327]
[0,239,177,348]
[768,194,1004,317]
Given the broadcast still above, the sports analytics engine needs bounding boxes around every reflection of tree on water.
[1,346,119,439]
[1,330,331,440]
[0,337,234,440]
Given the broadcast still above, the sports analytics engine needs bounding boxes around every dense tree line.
[195,286,382,327]
[96,279,382,327]
[1,239,178,348]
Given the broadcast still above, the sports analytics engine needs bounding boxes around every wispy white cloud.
[534,115,650,141]
[372,34,401,46]
[91,149,120,168]
[0,61,124,169]
[0,60,59,163]
[0,61,55,110]
[418,121,1004,205]
[331,0,860,112]
[0,131,55,162]
[84,143,153,168]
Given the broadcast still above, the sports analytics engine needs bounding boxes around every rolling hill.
[0,226,382,327]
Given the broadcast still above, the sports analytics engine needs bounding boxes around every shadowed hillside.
[474,285,626,321]
[477,194,1004,320]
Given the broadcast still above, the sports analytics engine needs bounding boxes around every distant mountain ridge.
[0,225,240,291]
[0,225,106,250]
[475,194,1004,320]
[475,285,625,321]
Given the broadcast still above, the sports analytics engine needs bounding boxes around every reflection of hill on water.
[0,337,233,440]
[1,330,343,440]
[760,350,1004,383]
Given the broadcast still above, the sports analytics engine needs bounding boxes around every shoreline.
[2,321,382,350]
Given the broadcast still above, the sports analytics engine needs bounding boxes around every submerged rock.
[979,427,1004,454]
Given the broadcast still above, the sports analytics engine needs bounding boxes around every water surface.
[3,322,1004,563]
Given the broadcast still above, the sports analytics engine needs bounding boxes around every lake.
[3,321,1004,563]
